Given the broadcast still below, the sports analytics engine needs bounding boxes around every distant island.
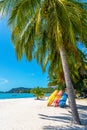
[0,87,31,93]
[0,87,55,94]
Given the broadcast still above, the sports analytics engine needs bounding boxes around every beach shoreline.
[0,98,87,130]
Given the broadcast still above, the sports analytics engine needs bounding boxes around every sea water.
[0,93,35,99]
[0,93,50,99]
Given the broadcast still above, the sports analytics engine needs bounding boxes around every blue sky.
[0,18,48,91]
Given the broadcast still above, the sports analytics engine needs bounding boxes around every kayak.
[47,90,58,106]
[53,90,63,107]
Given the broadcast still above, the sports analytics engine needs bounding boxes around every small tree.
[30,87,45,100]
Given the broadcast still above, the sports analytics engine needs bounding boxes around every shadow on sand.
[38,113,71,123]
[77,104,87,125]
[38,103,87,130]
[43,125,87,130]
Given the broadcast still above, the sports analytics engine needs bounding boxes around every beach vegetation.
[48,50,87,96]
[30,87,45,100]
[0,0,87,125]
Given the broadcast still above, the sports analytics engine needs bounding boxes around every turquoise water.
[0,93,35,99]
[0,93,50,99]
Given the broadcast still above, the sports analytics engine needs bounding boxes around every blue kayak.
[59,92,68,108]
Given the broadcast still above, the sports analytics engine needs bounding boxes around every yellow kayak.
[47,90,58,106]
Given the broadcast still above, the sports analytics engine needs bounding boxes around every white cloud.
[0,78,8,84]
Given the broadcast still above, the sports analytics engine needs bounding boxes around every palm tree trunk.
[59,44,81,125]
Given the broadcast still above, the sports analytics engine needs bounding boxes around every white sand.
[0,98,87,130]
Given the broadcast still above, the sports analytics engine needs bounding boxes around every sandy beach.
[0,98,87,130]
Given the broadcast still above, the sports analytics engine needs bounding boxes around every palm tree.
[0,0,87,124]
